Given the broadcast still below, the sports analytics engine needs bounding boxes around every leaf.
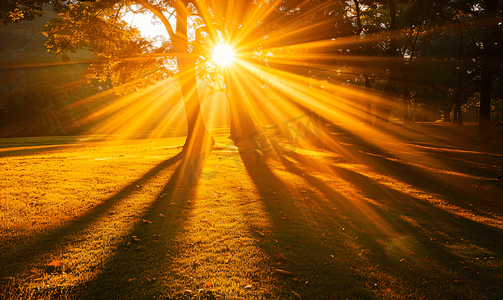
[158,214,165,218]
[276,254,297,266]
[132,236,141,242]
[135,246,142,251]
[128,278,136,282]
[45,260,65,273]
[160,193,167,198]
[292,291,302,299]
[275,269,294,275]
[142,219,153,225]
[202,281,213,289]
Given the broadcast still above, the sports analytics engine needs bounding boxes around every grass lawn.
[1,123,503,299]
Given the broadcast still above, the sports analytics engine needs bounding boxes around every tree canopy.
[1,0,502,143]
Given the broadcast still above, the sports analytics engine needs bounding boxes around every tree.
[1,0,50,24]
[43,0,220,157]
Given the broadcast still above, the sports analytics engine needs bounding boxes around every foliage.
[0,0,50,24]
[43,1,170,93]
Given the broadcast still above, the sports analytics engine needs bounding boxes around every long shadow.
[73,156,203,299]
[281,147,503,240]
[0,144,82,158]
[0,152,184,278]
[280,147,503,246]
[240,146,503,299]
[239,151,378,299]
[311,127,503,216]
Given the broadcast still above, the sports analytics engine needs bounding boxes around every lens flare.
[213,45,234,66]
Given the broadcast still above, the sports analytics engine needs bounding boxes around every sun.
[213,45,235,66]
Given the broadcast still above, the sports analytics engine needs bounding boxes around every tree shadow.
[239,143,503,299]
[0,152,184,278]
[73,154,209,299]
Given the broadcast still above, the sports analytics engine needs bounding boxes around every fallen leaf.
[202,281,213,289]
[244,284,252,289]
[250,277,260,282]
[142,219,153,225]
[158,214,165,218]
[275,269,294,275]
[128,278,136,282]
[45,260,65,273]
[276,254,297,266]
[292,291,302,299]
[132,236,141,242]
[160,193,167,199]
[135,246,142,251]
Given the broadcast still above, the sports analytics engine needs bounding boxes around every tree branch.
[132,0,176,44]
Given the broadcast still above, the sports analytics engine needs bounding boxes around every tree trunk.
[174,1,214,154]
[477,0,498,142]
[403,86,410,124]
[134,0,213,155]
[454,30,464,126]
[224,73,258,150]
[363,74,373,124]
[375,0,398,128]
[443,100,454,122]
[355,0,373,125]
[452,95,459,124]
[479,63,493,141]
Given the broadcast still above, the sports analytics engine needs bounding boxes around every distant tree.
[0,0,51,24]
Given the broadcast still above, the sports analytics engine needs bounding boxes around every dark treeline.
[0,5,115,137]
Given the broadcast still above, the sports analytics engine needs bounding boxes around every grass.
[1,123,503,299]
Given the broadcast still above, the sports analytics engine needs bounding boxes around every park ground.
[1,122,503,299]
